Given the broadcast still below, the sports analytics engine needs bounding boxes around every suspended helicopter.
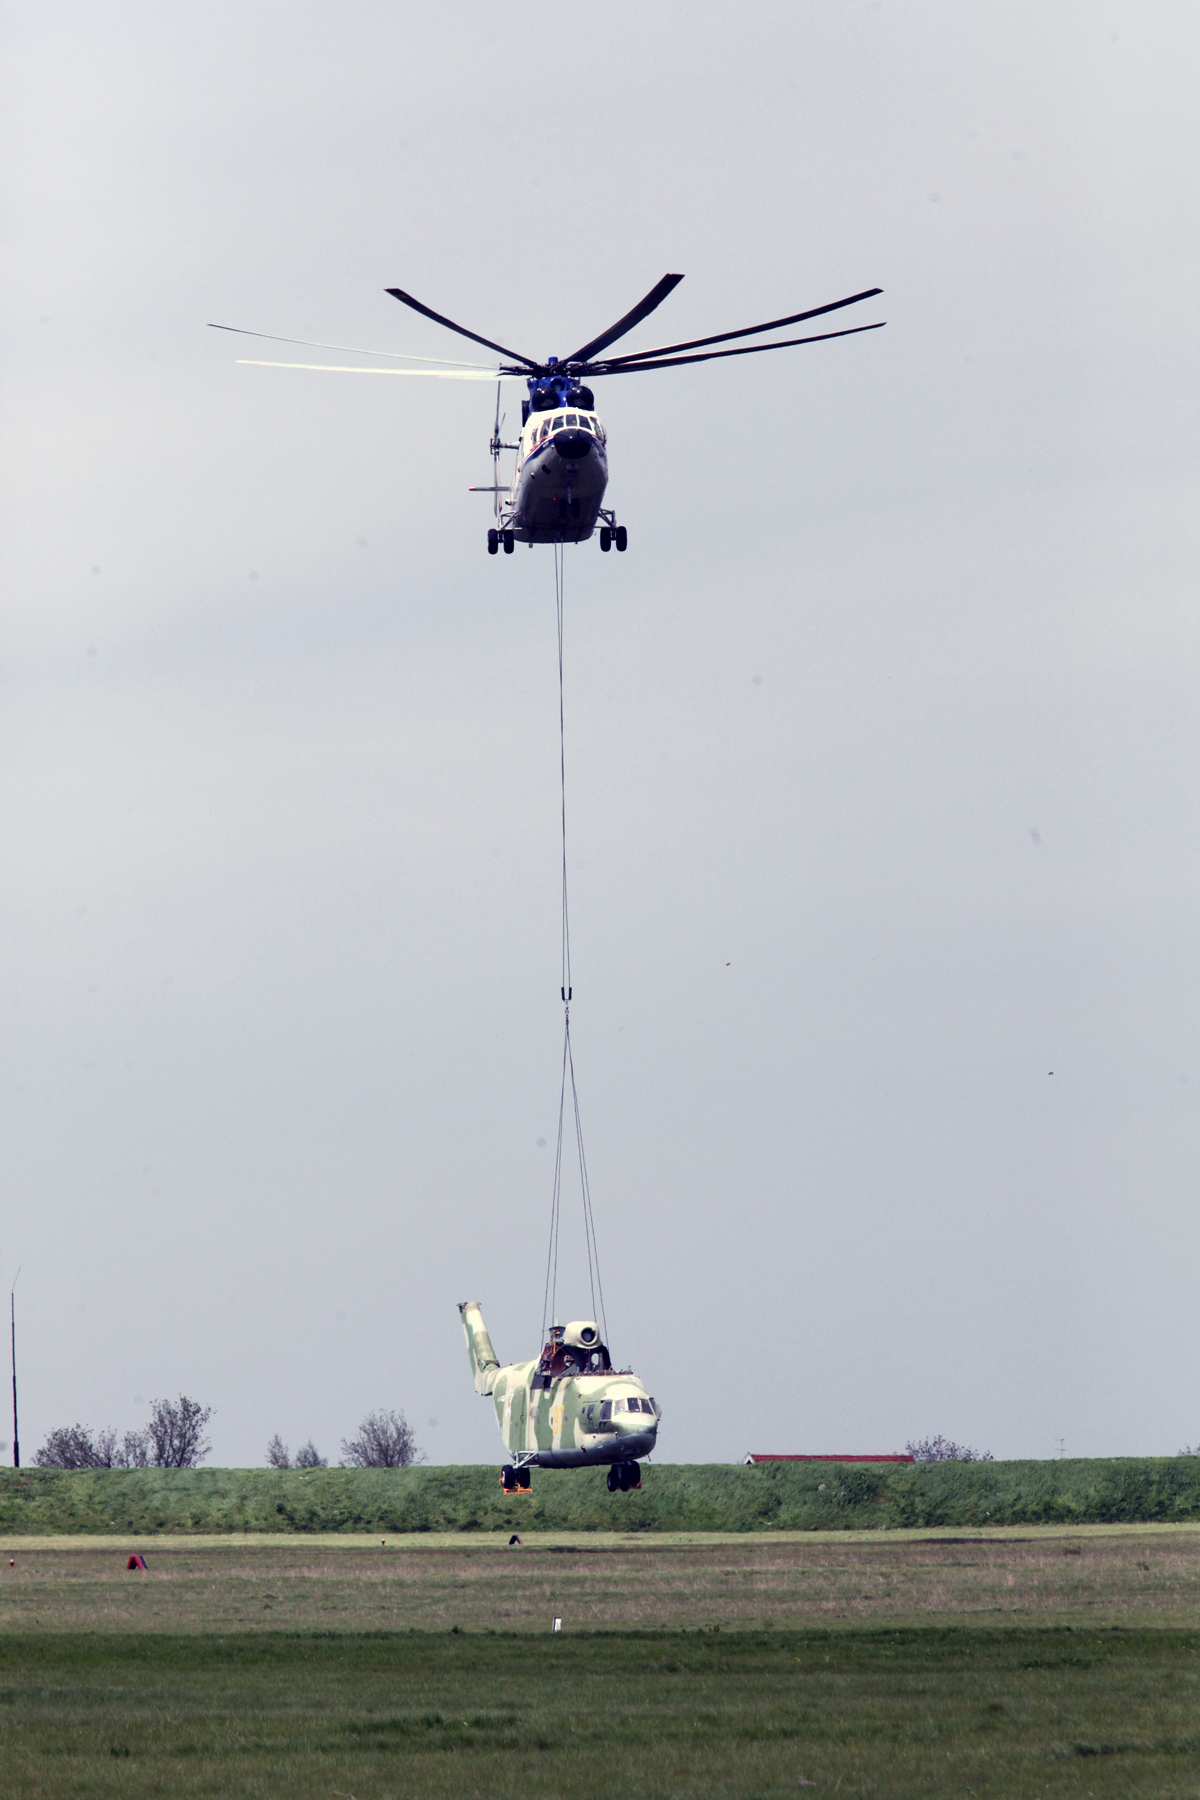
[209,274,884,552]
[460,1302,657,1493]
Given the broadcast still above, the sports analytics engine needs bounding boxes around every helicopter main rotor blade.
[563,273,685,365]
[591,288,883,369]
[589,320,885,376]
[235,359,518,379]
[208,322,495,368]
[385,287,537,368]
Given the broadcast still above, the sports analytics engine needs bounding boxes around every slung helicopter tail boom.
[459,1301,501,1396]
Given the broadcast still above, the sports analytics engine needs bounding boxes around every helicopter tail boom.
[459,1301,501,1396]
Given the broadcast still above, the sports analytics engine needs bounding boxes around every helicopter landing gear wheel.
[606,1466,619,1493]
[500,1464,518,1491]
[627,1463,642,1490]
[599,527,611,552]
[517,1466,531,1490]
[487,529,499,555]
[502,529,514,553]
[614,525,628,552]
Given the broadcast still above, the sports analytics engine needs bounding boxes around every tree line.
[33,1398,423,1470]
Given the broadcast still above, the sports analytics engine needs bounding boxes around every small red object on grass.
[126,1554,147,1571]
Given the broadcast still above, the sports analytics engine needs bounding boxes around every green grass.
[2,1627,1198,1797]
[4,1457,1200,1536]
[4,1529,1199,1635]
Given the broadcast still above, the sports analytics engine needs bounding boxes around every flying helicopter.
[209,274,884,552]
[460,1301,657,1493]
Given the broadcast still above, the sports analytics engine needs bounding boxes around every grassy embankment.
[2,1456,1200,1535]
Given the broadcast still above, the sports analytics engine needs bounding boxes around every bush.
[907,1435,994,1463]
[35,1426,117,1469]
[340,1409,423,1468]
[35,1425,150,1469]
[268,1435,327,1469]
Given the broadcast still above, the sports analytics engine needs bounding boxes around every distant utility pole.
[10,1270,19,1469]
[1055,1437,1066,1459]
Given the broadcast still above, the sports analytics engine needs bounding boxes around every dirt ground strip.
[2,1522,1198,1634]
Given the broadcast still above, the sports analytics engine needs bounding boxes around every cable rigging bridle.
[541,542,608,1351]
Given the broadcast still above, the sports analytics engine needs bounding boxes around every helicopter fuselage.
[460,1301,658,1470]
[504,406,609,544]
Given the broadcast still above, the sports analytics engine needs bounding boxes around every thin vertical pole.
[11,1287,19,1469]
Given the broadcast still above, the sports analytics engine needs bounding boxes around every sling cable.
[541,540,608,1352]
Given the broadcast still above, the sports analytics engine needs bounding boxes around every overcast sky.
[2,2,1196,1470]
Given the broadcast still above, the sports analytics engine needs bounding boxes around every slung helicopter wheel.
[502,529,514,553]
[599,527,611,552]
[615,526,628,553]
[606,1466,619,1493]
[487,529,499,555]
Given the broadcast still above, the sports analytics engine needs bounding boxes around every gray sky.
[2,2,1196,1469]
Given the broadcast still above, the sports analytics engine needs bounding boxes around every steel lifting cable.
[556,540,572,1005]
[540,542,609,1351]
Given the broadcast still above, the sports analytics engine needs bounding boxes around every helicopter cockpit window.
[564,414,577,427]
[552,414,565,430]
[538,420,550,442]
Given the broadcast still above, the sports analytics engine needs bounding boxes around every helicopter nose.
[552,429,592,461]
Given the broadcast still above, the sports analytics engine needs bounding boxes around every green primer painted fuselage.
[459,1301,658,1469]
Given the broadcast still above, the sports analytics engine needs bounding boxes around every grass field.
[4,1456,1200,1535]
[2,1528,1199,1795]
[2,1524,1199,1633]
[4,1626,1199,1798]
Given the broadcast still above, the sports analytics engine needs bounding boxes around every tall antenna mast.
[10,1270,20,1469]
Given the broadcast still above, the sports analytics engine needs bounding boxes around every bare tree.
[907,1435,994,1463]
[340,1409,423,1469]
[35,1425,112,1468]
[121,1429,150,1468]
[266,1434,290,1469]
[294,1440,327,1469]
[1181,1445,1199,1456]
[145,1395,213,1468]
